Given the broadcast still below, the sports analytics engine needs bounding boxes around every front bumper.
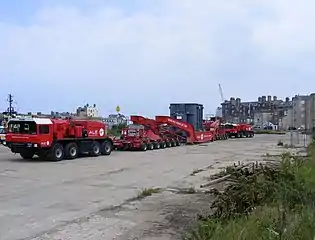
[6,142,40,153]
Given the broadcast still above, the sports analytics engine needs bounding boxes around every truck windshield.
[225,124,234,129]
[127,129,138,136]
[8,121,37,134]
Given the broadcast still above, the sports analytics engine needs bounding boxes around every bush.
[108,123,127,137]
[185,145,315,240]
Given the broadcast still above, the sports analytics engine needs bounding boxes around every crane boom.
[218,84,225,102]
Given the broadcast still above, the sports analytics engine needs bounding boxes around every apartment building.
[221,95,292,127]
[292,95,309,129]
[76,104,99,118]
[221,93,315,131]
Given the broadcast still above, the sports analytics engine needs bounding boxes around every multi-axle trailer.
[113,116,183,151]
[113,115,230,151]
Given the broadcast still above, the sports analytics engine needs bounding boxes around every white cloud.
[0,0,314,115]
[251,0,315,59]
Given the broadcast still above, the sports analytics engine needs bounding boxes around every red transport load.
[155,116,214,144]
[5,116,113,161]
[114,115,181,151]
[202,117,228,140]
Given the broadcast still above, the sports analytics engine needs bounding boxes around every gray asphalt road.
[0,134,304,240]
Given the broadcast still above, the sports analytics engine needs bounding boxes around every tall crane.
[218,84,225,103]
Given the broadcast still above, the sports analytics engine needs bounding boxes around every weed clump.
[185,144,315,240]
[137,187,161,198]
[277,140,284,146]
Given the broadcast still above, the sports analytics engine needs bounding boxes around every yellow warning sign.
[116,105,120,113]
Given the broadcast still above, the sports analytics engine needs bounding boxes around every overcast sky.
[0,0,314,117]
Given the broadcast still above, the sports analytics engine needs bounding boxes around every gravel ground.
[0,133,308,240]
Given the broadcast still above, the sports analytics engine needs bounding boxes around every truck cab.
[6,117,113,161]
[5,117,53,156]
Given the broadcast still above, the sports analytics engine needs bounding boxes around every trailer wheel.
[155,142,160,149]
[159,142,166,149]
[65,142,79,159]
[171,141,176,147]
[123,143,129,151]
[49,143,64,161]
[148,143,154,150]
[20,151,34,159]
[141,143,147,151]
[101,140,112,155]
[176,140,180,146]
[166,141,172,147]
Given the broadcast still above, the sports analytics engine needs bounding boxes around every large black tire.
[160,142,166,149]
[166,141,172,147]
[20,151,34,159]
[148,143,154,150]
[49,143,64,162]
[176,140,180,146]
[101,140,113,155]
[65,142,79,159]
[140,143,147,151]
[154,142,160,149]
[90,141,101,156]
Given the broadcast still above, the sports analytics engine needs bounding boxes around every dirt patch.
[114,191,215,240]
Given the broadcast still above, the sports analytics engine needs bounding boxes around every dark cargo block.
[169,103,204,130]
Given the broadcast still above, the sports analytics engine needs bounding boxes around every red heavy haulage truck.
[5,117,113,161]
[224,123,254,138]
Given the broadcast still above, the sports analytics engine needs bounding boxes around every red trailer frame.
[155,116,214,144]
[202,117,228,140]
[113,115,182,151]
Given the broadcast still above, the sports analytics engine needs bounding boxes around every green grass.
[254,129,286,135]
[137,187,162,198]
[184,141,315,240]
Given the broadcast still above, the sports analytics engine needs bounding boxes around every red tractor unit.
[224,123,254,138]
[155,116,214,144]
[239,123,254,138]
[5,117,113,161]
[114,115,181,151]
[224,123,240,138]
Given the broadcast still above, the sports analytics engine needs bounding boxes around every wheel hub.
[55,149,62,158]
[70,147,76,156]
[104,144,111,152]
[94,146,100,153]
